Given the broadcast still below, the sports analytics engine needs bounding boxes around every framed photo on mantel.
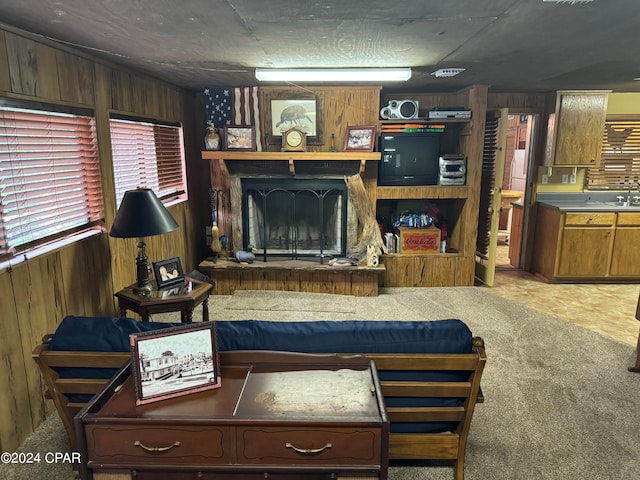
[344,125,377,152]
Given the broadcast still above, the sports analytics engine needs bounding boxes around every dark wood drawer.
[237,427,381,465]
[85,424,232,465]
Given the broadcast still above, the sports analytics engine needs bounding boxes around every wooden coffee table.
[75,351,389,480]
[114,277,212,322]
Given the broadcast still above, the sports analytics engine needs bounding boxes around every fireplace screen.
[242,178,347,260]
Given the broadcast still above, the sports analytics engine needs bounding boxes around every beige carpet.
[222,289,357,314]
[5,287,640,480]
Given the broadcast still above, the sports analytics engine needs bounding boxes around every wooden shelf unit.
[375,88,488,287]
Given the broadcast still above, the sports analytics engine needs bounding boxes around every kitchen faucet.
[628,180,640,205]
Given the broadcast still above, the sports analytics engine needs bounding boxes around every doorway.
[496,114,535,270]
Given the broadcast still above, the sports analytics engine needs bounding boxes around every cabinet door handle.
[285,442,332,454]
[134,440,181,452]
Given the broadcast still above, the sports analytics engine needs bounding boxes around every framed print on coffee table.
[130,322,221,405]
[344,125,377,152]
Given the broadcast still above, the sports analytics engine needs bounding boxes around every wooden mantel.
[202,150,381,175]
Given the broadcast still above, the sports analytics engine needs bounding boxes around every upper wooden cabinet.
[548,90,610,166]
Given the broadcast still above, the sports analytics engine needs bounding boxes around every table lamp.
[109,188,179,294]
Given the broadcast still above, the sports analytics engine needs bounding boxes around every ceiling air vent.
[431,68,466,78]
[542,0,593,4]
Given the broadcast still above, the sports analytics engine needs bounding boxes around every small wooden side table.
[114,277,212,322]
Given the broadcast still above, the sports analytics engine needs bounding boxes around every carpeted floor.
[5,287,640,480]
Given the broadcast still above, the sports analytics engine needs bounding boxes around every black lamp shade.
[110,188,179,238]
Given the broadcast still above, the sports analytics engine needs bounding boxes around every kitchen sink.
[584,200,640,208]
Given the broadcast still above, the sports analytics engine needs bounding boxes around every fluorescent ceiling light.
[255,68,412,82]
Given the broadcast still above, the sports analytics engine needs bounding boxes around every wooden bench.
[33,335,486,480]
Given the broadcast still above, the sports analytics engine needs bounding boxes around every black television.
[377,132,440,186]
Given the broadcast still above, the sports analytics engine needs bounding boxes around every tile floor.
[487,245,639,347]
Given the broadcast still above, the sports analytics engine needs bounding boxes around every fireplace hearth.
[242,178,348,261]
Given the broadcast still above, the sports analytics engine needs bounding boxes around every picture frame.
[264,90,324,146]
[344,125,377,152]
[152,256,184,289]
[223,125,256,151]
[130,322,221,405]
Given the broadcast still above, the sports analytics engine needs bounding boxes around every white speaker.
[379,100,419,120]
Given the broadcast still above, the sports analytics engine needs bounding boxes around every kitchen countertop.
[536,192,640,212]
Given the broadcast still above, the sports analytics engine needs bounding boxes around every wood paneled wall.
[0,25,206,452]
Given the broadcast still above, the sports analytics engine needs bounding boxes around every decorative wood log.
[345,173,387,264]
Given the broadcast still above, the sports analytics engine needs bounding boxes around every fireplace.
[241,178,348,261]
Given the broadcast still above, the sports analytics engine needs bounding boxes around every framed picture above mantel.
[264,90,325,147]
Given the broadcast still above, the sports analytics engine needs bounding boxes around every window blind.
[587,119,640,189]
[0,106,103,258]
[110,118,186,206]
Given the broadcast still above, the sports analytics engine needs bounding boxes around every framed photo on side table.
[344,125,377,152]
[153,256,184,289]
[130,322,221,405]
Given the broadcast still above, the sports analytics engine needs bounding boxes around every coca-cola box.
[398,227,441,254]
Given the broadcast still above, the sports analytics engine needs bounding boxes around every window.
[0,100,103,260]
[110,116,187,206]
[587,118,640,189]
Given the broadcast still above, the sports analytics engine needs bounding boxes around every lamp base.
[135,240,152,295]
[133,284,153,296]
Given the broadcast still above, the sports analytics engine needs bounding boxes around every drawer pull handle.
[134,440,181,452]
[285,442,332,454]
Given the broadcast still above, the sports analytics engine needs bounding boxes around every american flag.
[204,87,262,151]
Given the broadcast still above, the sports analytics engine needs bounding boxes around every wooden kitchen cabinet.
[532,206,640,281]
[532,207,615,280]
[610,212,640,276]
[549,90,610,166]
[557,225,613,277]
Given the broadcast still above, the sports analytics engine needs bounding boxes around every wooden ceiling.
[1,0,638,93]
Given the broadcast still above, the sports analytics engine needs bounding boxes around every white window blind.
[110,117,187,206]
[587,119,640,189]
[0,104,103,259]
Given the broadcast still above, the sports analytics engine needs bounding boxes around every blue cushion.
[215,319,471,354]
[49,315,181,352]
